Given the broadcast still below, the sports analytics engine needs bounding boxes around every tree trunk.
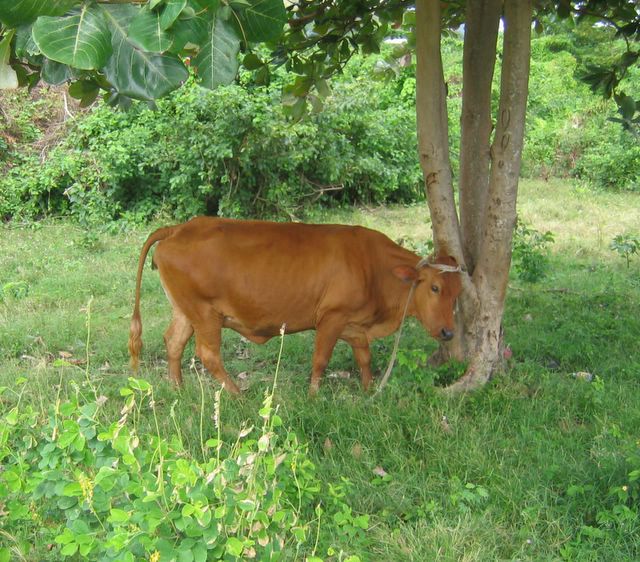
[414,0,461,260]
[414,0,533,390]
[458,0,502,276]
[448,0,533,391]
[415,0,475,364]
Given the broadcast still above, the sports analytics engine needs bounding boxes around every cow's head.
[393,255,463,341]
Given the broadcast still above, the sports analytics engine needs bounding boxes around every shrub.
[611,233,640,268]
[512,219,555,283]
[0,73,422,224]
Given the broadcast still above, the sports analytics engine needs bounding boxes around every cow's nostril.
[441,328,454,341]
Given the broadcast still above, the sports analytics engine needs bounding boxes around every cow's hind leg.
[164,310,193,386]
[193,315,240,395]
[310,314,345,396]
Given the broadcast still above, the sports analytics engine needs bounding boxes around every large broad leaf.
[0,30,18,89]
[0,0,79,28]
[32,4,112,70]
[160,0,188,30]
[169,15,209,53]
[101,4,188,100]
[15,25,40,59]
[192,13,240,89]
[236,0,286,42]
[128,7,174,53]
[41,58,74,85]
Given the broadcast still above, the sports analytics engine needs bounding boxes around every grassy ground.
[1,178,639,561]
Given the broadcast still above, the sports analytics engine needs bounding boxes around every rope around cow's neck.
[375,280,417,395]
[374,260,463,395]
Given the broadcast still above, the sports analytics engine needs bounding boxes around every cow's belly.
[222,314,313,344]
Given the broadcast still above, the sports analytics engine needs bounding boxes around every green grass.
[1,178,639,561]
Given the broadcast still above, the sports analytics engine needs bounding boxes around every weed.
[0,281,29,301]
[610,233,640,268]
[512,218,555,282]
[0,316,367,561]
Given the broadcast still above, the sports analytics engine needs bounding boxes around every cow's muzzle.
[440,328,454,341]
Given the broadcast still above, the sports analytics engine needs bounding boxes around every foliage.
[523,27,640,191]
[0,74,421,223]
[610,233,640,268]
[511,219,555,283]
[0,0,286,106]
[3,25,639,226]
[0,371,367,561]
[565,0,640,133]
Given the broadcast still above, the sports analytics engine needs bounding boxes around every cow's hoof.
[223,382,242,395]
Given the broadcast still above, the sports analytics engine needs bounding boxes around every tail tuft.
[128,309,142,373]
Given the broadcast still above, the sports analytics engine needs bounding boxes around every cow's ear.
[393,265,418,282]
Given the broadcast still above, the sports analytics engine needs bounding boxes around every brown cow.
[129,217,462,394]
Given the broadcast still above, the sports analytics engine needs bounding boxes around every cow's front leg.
[348,340,374,392]
[310,315,345,396]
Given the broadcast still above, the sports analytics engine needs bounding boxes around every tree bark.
[448,0,533,391]
[415,0,476,363]
[459,0,502,275]
[414,0,533,390]
[414,0,461,260]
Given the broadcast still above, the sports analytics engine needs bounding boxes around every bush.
[511,219,555,283]
[0,73,422,224]
[523,27,640,191]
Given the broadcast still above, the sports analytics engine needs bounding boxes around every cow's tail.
[128,226,176,373]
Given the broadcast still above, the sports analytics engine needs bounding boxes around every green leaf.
[225,537,244,556]
[243,52,263,70]
[169,15,209,52]
[14,26,40,59]
[193,543,207,562]
[236,0,286,42]
[32,4,112,70]
[57,496,78,510]
[615,92,636,120]
[0,0,79,27]
[128,377,151,391]
[63,482,83,497]
[160,0,187,30]
[238,499,255,511]
[108,508,130,523]
[101,4,188,100]
[41,58,74,85]
[128,6,174,52]
[61,543,79,556]
[5,407,19,426]
[192,14,240,89]
[0,30,18,89]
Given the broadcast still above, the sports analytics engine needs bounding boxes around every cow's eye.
[431,285,440,293]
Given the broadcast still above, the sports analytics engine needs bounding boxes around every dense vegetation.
[1,25,639,225]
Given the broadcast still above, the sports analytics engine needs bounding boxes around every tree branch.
[414,0,462,260]
[458,0,501,275]
[475,0,532,304]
